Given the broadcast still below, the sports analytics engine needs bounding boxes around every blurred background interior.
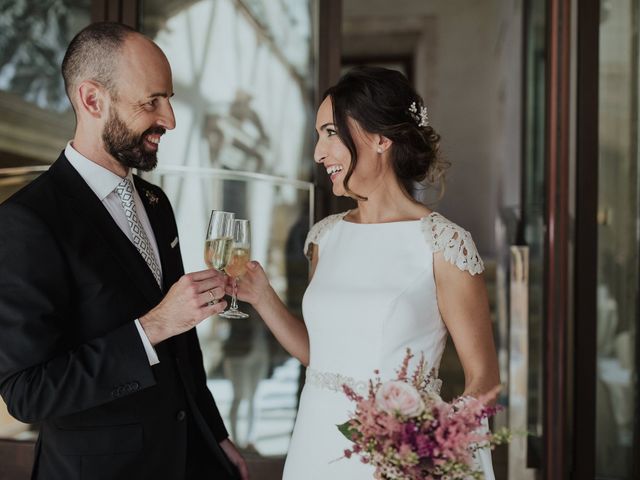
[0,0,638,479]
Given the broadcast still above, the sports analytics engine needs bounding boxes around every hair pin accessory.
[408,101,429,127]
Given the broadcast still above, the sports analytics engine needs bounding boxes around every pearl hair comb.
[408,101,429,127]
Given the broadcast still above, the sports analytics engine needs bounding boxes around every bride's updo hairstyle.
[323,66,447,199]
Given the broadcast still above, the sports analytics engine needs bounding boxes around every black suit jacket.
[0,154,236,479]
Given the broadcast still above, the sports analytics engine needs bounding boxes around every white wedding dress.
[282,211,495,480]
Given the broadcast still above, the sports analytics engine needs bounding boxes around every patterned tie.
[115,178,162,287]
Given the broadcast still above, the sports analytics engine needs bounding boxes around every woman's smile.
[325,164,344,182]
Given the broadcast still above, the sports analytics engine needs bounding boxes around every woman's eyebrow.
[318,123,335,131]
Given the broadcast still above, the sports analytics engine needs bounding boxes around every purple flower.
[336,349,507,479]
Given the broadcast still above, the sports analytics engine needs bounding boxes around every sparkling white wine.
[204,237,233,271]
[225,247,250,278]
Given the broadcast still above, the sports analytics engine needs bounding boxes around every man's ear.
[77,80,106,119]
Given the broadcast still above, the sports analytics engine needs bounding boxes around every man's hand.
[219,438,250,480]
[139,268,227,345]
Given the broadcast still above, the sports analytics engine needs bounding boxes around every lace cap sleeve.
[303,212,348,260]
[421,212,485,275]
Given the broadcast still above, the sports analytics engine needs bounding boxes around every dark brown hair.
[62,22,136,107]
[323,66,447,200]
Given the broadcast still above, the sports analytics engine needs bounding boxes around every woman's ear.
[375,134,393,154]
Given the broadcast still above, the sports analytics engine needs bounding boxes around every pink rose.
[375,381,424,417]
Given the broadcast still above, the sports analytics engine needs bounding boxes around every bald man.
[0,22,248,480]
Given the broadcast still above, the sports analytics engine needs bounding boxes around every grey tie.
[115,178,162,287]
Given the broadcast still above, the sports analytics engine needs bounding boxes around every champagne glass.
[204,210,235,304]
[219,219,251,319]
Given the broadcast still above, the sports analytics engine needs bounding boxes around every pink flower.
[338,349,508,479]
[375,380,425,417]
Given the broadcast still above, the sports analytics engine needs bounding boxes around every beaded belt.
[305,367,369,396]
[305,367,443,396]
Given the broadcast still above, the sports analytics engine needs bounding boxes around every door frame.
[544,0,602,478]
[571,0,599,479]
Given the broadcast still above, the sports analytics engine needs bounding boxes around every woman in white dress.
[231,66,500,479]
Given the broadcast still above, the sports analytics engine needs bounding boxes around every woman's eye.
[326,128,337,137]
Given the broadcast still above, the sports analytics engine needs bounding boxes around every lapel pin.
[144,189,159,206]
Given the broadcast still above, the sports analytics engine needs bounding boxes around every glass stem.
[230,277,239,311]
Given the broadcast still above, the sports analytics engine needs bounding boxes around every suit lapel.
[48,155,163,306]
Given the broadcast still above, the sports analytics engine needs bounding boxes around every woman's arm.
[229,245,319,366]
[433,252,500,400]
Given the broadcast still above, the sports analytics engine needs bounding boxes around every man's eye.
[144,99,158,109]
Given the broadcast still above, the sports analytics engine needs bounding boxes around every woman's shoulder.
[303,211,349,259]
[419,212,484,275]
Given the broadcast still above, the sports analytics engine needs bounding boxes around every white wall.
[344,0,523,256]
[415,0,522,256]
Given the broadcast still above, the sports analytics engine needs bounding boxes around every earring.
[377,147,383,154]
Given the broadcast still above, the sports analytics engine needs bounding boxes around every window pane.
[596,0,639,477]
[141,0,316,455]
[0,0,90,165]
[520,0,546,469]
[0,0,91,440]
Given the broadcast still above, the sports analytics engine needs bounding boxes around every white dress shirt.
[65,142,160,366]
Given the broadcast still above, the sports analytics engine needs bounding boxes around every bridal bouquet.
[337,350,509,480]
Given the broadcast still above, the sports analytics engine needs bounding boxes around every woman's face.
[314,96,388,198]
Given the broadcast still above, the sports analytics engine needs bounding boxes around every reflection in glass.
[144,169,312,456]
[596,0,638,477]
[0,0,90,438]
[0,1,89,166]
[142,0,315,457]
[522,0,546,468]
[0,0,89,113]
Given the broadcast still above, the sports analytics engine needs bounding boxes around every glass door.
[140,0,317,457]
[505,2,546,479]
[0,0,92,441]
[595,1,639,477]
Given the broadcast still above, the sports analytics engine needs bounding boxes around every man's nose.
[157,102,176,130]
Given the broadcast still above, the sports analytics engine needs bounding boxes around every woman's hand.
[225,259,310,365]
[226,260,273,308]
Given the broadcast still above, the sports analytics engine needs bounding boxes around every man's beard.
[102,109,165,172]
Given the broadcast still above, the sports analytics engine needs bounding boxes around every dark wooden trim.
[316,0,342,108]
[544,0,571,478]
[341,54,415,87]
[91,0,108,23]
[91,0,137,26]
[121,0,140,29]
[106,0,119,22]
[572,2,599,479]
[314,0,349,221]
[0,439,34,480]
[519,0,530,238]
